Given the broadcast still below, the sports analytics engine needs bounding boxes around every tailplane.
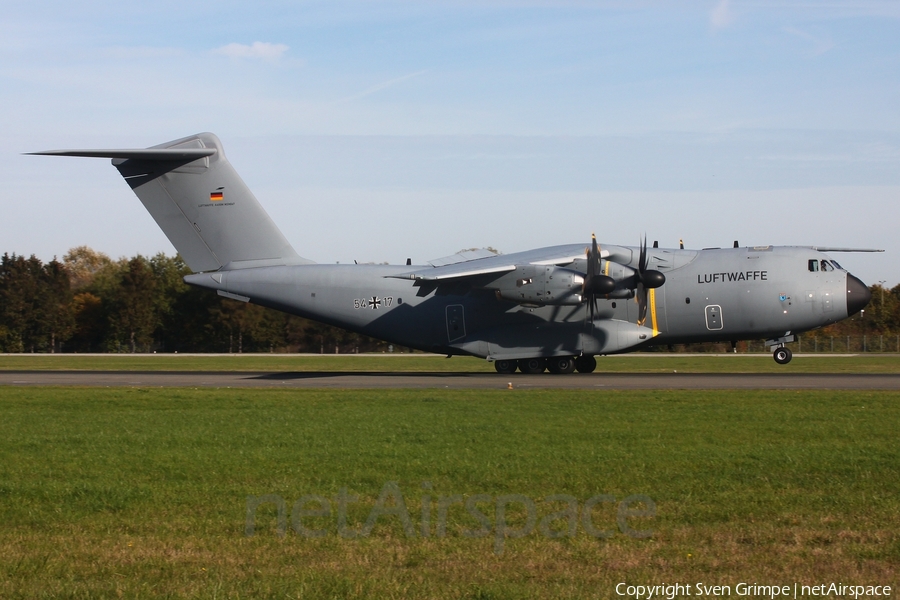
[31,133,310,272]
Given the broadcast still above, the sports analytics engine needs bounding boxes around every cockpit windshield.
[809,259,844,272]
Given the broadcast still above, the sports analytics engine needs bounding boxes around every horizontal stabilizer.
[27,148,216,161]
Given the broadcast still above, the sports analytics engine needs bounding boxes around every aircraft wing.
[810,247,885,253]
[388,244,600,281]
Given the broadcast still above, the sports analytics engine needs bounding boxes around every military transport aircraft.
[32,133,878,374]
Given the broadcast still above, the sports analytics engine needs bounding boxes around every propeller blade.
[636,282,647,326]
[633,234,664,326]
[583,233,614,325]
[639,235,648,274]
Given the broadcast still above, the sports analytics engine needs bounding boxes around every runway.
[2,370,900,390]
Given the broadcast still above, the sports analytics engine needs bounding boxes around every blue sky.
[2,1,899,285]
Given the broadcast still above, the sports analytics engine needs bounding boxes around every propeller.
[634,235,666,325]
[583,233,616,323]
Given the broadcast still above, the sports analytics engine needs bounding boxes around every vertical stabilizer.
[32,133,309,272]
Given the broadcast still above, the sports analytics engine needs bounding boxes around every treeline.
[0,248,393,354]
[1,248,897,353]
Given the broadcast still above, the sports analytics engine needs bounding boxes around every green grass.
[2,353,900,373]
[0,387,898,598]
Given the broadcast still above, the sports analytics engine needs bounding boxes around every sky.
[2,0,899,286]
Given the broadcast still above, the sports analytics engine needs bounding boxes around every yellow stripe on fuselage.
[649,287,659,337]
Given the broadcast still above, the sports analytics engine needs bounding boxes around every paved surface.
[2,370,900,390]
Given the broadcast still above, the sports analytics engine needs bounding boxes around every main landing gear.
[574,355,597,373]
[493,355,597,375]
[493,359,518,375]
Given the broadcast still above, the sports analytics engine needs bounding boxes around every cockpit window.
[809,259,839,272]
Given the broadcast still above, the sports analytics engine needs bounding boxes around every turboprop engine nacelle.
[491,265,584,306]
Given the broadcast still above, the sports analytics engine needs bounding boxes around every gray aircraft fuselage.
[32,132,874,370]
[184,243,867,361]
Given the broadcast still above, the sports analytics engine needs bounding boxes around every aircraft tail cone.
[846,274,871,315]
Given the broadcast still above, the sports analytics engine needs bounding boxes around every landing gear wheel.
[494,360,517,375]
[547,357,576,375]
[773,347,792,365]
[574,355,597,374]
[518,358,546,374]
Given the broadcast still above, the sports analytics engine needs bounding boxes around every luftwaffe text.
[697,271,768,284]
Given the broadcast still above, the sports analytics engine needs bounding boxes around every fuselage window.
[808,259,819,272]
[831,260,844,270]
[821,260,834,272]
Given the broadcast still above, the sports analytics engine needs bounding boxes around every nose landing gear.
[773,346,792,365]
[766,334,795,365]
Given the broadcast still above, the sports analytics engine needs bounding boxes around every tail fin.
[31,133,310,272]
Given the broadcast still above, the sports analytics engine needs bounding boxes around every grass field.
[3,352,900,373]
[1,387,898,599]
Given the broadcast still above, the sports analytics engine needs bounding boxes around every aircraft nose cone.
[846,273,871,315]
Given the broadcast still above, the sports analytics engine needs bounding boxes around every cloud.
[100,46,185,60]
[336,70,429,104]
[214,42,288,60]
[782,26,835,57]
[710,0,735,30]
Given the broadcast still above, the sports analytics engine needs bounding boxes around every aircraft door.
[446,305,466,342]
[705,305,723,330]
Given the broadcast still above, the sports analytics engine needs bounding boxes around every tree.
[108,256,158,352]
[0,254,74,352]
[208,298,268,353]
[36,259,74,353]
[0,254,44,352]
[148,253,194,351]
[63,246,112,289]
[69,292,105,352]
